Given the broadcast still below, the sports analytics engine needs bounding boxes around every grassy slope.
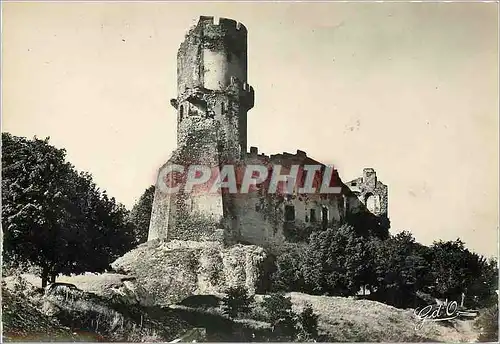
[1,274,268,342]
[2,273,482,342]
[1,285,97,342]
[2,275,191,342]
[283,292,480,342]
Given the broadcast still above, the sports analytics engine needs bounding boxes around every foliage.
[426,239,498,306]
[221,286,253,318]
[129,185,155,245]
[1,133,135,287]
[308,224,376,296]
[475,303,499,342]
[262,293,297,340]
[272,225,377,297]
[371,231,432,307]
[296,303,319,341]
[271,244,308,293]
[270,222,497,311]
[345,211,390,240]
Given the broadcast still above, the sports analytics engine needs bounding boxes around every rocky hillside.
[2,240,487,342]
[110,239,270,306]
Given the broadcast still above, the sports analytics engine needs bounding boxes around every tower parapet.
[173,16,254,155]
[177,16,249,94]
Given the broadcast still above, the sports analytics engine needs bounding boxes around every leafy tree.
[271,244,309,293]
[3,133,75,286]
[300,246,324,295]
[470,258,499,308]
[308,224,376,296]
[221,286,253,318]
[427,239,498,307]
[129,185,155,245]
[371,231,431,307]
[2,133,135,287]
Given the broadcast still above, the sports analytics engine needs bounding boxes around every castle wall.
[346,168,388,217]
[149,116,225,242]
[232,191,345,248]
[227,147,346,248]
[148,165,172,241]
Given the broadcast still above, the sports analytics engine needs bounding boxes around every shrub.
[475,303,499,342]
[221,286,253,319]
[297,304,319,341]
[262,293,297,340]
[271,244,305,292]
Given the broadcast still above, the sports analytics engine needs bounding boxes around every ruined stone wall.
[177,16,248,91]
[227,147,346,248]
[346,168,388,217]
[148,162,172,241]
[148,16,389,247]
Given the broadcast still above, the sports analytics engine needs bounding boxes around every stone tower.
[173,16,254,160]
[148,16,254,243]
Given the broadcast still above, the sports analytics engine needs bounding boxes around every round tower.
[171,16,255,160]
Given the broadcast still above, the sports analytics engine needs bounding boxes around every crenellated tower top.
[172,16,254,158]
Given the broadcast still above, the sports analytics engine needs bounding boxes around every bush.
[262,293,297,340]
[221,286,253,319]
[297,304,319,341]
[475,303,499,342]
[271,244,306,292]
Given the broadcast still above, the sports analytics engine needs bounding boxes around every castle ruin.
[148,16,389,248]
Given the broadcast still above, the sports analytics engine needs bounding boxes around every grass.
[284,292,481,342]
[2,273,483,342]
[2,274,191,342]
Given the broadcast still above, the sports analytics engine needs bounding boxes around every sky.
[2,1,498,258]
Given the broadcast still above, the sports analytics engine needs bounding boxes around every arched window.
[221,102,225,115]
[365,193,380,214]
[179,105,184,121]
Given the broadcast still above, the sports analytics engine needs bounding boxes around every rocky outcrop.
[111,239,269,307]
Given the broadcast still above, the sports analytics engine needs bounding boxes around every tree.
[427,239,498,307]
[469,257,498,308]
[221,286,253,318]
[300,246,324,295]
[129,185,155,245]
[308,224,376,296]
[271,244,309,293]
[371,231,431,307]
[2,133,135,287]
[475,303,499,342]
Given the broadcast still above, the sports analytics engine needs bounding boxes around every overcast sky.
[3,2,498,257]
